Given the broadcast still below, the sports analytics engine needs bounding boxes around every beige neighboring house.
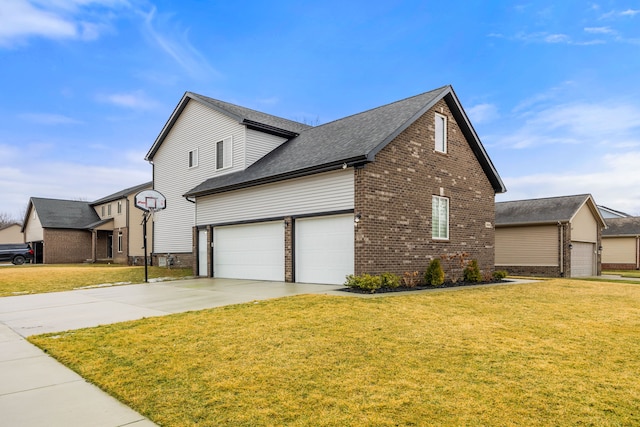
[22,182,152,264]
[601,217,640,270]
[0,223,24,244]
[89,181,152,265]
[495,194,606,277]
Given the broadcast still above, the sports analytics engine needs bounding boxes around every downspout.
[637,236,639,270]
[558,222,564,276]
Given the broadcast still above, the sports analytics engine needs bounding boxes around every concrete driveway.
[0,278,345,427]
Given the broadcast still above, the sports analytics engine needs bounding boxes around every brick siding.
[43,228,92,263]
[354,99,496,280]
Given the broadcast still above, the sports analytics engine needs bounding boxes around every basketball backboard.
[134,189,166,212]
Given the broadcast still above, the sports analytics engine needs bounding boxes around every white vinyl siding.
[435,113,447,153]
[602,237,636,264]
[196,169,354,226]
[153,100,247,253]
[295,214,354,285]
[246,129,287,166]
[214,221,284,281]
[432,196,449,240]
[495,225,558,266]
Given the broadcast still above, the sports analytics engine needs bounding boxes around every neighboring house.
[146,85,506,284]
[23,198,99,264]
[90,181,152,265]
[598,205,630,219]
[601,217,640,270]
[0,223,24,244]
[22,182,152,264]
[495,194,606,277]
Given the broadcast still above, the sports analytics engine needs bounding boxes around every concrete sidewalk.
[0,278,346,426]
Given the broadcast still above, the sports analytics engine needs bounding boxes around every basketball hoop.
[134,189,166,283]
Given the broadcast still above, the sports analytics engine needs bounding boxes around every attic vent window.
[435,113,447,153]
[188,149,199,168]
[216,137,233,170]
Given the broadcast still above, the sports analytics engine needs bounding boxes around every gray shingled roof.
[603,217,640,236]
[30,198,100,229]
[182,85,505,197]
[496,194,593,225]
[91,181,151,206]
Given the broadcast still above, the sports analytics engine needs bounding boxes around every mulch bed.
[340,280,506,294]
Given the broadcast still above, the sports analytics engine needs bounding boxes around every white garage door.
[295,214,354,285]
[571,242,595,277]
[214,221,284,281]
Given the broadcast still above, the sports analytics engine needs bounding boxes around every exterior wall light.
[354,213,361,226]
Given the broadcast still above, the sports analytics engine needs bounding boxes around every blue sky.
[1,0,640,219]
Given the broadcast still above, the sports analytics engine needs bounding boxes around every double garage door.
[212,214,353,284]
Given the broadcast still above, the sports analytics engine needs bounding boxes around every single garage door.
[214,221,284,281]
[295,214,354,285]
[571,241,595,277]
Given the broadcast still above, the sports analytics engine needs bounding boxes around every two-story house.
[146,85,506,284]
[22,182,152,264]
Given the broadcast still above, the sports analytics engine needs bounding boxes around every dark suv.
[0,243,34,265]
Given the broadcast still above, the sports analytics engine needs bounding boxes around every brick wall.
[354,99,496,280]
[43,228,92,263]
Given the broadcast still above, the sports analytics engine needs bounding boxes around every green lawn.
[29,279,640,426]
[0,264,193,297]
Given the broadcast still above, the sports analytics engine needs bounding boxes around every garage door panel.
[214,221,284,281]
[571,242,594,277]
[296,214,354,285]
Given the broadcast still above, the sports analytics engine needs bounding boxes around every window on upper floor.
[216,136,233,170]
[117,201,122,214]
[432,195,449,240]
[101,206,105,217]
[435,113,447,153]
[107,204,112,216]
[188,148,199,168]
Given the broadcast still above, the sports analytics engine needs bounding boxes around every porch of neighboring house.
[90,221,114,263]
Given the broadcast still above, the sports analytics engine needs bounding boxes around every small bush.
[463,259,482,283]
[380,272,401,289]
[402,271,420,288]
[493,270,508,280]
[424,259,445,286]
[344,274,383,293]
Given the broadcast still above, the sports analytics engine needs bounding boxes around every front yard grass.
[0,264,193,297]
[29,279,640,426]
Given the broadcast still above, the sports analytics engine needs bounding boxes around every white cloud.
[97,90,159,110]
[620,9,640,17]
[139,6,219,80]
[491,99,640,149]
[467,103,500,124]
[497,151,640,215]
[0,0,127,47]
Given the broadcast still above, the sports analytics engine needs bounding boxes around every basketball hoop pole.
[143,211,149,283]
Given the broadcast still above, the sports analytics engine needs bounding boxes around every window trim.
[117,201,122,214]
[432,195,449,240]
[188,148,199,168]
[435,113,447,154]
[215,136,233,171]
[117,231,123,253]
